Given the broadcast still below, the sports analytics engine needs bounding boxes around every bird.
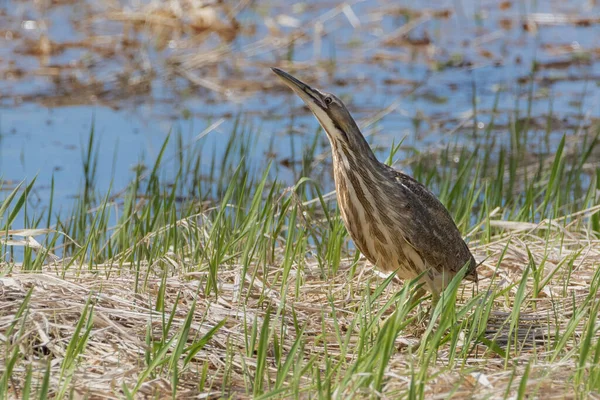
[271,67,478,308]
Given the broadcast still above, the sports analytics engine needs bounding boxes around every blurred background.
[1,0,599,213]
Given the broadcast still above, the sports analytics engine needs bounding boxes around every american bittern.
[272,68,478,306]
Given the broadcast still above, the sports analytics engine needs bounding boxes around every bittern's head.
[271,68,367,152]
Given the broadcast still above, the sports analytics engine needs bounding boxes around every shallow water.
[1,0,599,217]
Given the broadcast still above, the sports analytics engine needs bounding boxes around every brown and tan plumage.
[272,68,477,305]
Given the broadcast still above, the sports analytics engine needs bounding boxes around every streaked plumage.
[271,68,477,301]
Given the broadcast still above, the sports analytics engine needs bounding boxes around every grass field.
[1,103,599,398]
[2,0,600,397]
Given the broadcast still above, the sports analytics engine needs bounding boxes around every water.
[1,0,599,217]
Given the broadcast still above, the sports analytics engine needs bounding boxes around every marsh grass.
[1,98,600,399]
[2,0,600,397]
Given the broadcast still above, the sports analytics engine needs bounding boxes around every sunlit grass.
[0,92,599,398]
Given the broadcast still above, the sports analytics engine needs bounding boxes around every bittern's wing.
[385,166,477,280]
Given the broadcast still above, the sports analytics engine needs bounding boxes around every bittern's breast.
[333,161,426,280]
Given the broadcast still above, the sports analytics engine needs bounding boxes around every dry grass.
[2,205,599,398]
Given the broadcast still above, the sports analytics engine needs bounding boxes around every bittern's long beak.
[271,67,327,109]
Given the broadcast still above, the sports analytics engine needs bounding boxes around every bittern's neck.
[327,127,381,172]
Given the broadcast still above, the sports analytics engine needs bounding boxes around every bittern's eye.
[324,96,333,105]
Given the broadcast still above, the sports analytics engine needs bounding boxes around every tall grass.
[0,87,599,397]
